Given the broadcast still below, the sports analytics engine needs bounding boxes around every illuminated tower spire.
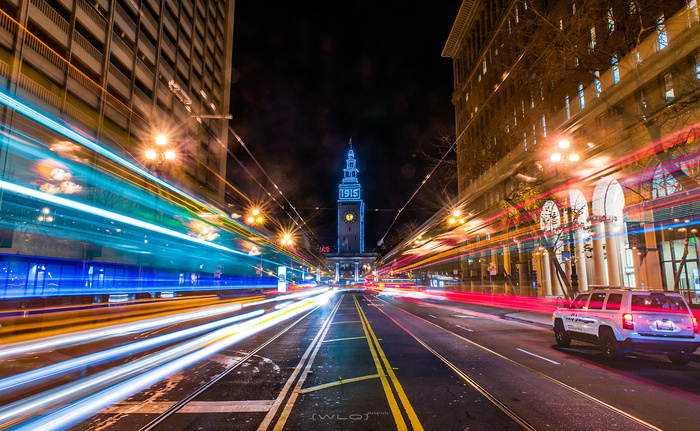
[337,141,365,253]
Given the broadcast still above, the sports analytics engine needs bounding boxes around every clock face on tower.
[343,210,357,224]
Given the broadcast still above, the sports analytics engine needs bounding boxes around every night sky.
[227,1,460,251]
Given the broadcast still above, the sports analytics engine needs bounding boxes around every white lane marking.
[516,348,560,365]
[428,314,437,318]
[451,314,478,318]
[455,325,474,332]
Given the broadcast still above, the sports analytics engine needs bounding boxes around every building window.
[695,53,700,79]
[483,59,487,74]
[523,132,527,150]
[523,0,527,10]
[688,0,699,25]
[578,84,585,109]
[515,7,519,23]
[590,26,596,49]
[532,125,536,145]
[570,2,576,14]
[565,95,571,119]
[657,14,668,50]
[606,8,615,33]
[664,73,674,99]
[542,115,547,137]
[559,19,563,30]
[594,71,601,96]
[612,55,620,83]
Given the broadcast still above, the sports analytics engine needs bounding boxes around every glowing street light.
[145,134,177,165]
[550,139,579,165]
[281,232,294,246]
[156,134,168,146]
[247,208,264,225]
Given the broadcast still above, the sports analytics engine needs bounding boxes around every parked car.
[552,287,700,363]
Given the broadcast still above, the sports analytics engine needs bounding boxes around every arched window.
[651,165,681,199]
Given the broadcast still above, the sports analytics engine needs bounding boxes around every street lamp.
[247,208,264,225]
[550,138,581,291]
[550,140,579,164]
[145,134,177,166]
[281,232,294,246]
[448,209,465,225]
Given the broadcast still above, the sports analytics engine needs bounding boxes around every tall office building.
[384,0,700,297]
[0,0,234,201]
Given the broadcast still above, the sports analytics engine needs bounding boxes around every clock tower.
[326,142,376,283]
[338,147,364,253]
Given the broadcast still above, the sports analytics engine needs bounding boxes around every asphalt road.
[56,291,700,431]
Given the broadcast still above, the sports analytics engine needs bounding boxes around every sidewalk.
[503,310,700,361]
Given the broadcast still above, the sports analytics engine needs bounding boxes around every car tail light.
[622,313,634,330]
[693,317,699,334]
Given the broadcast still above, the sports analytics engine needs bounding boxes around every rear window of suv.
[631,293,689,313]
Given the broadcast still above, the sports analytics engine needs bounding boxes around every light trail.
[0,295,253,338]
[0,90,221,221]
[1,291,335,430]
[0,301,243,360]
[0,309,266,393]
[0,288,328,360]
[0,180,248,256]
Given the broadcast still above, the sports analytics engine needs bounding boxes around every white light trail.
[0,180,247,256]
[1,288,329,361]
[2,291,335,430]
[0,309,265,393]
[0,302,244,360]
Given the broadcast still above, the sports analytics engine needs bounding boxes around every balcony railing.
[64,100,98,130]
[0,11,17,50]
[108,63,131,99]
[18,72,62,110]
[110,31,134,67]
[72,30,102,65]
[29,0,69,37]
[138,36,156,64]
[78,0,107,34]
[23,32,66,80]
[115,2,137,42]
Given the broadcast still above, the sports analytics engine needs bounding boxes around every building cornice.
[442,0,479,58]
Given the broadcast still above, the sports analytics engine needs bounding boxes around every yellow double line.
[353,296,423,431]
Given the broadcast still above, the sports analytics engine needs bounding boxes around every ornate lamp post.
[550,139,581,291]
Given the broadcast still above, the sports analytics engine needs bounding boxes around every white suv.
[552,288,700,363]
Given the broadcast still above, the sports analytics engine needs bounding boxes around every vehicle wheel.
[554,321,571,347]
[667,353,691,365]
[600,331,624,361]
